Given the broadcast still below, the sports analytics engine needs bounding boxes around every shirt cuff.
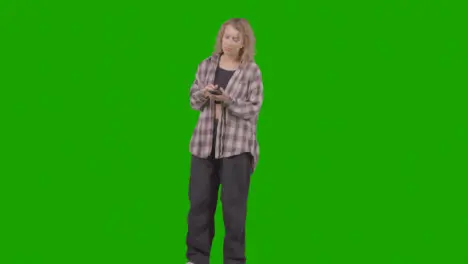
[194,89,207,100]
[223,96,234,106]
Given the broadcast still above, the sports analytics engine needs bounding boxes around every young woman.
[186,18,264,264]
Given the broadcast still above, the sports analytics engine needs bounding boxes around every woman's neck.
[221,53,240,64]
[219,55,240,71]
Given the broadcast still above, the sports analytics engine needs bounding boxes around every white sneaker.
[186,262,195,264]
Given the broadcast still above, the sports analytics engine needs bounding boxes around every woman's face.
[222,24,243,57]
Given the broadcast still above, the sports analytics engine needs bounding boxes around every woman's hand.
[208,88,231,102]
[203,84,217,97]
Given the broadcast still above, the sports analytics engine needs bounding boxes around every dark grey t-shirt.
[213,67,235,104]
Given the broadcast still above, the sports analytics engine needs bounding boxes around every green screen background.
[2,0,466,263]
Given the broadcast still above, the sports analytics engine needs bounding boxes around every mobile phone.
[208,89,222,95]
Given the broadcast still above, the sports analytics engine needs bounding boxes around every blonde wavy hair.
[213,18,256,63]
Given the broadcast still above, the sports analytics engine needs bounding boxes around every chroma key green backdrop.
[1,0,466,263]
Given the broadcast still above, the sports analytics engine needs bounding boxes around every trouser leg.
[219,153,252,264]
[186,155,220,264]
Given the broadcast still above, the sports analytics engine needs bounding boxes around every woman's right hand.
[203,84,218,97]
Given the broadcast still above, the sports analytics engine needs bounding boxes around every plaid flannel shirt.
[189,53,264,172]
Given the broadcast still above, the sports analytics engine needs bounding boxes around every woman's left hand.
[209,88,231,102]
